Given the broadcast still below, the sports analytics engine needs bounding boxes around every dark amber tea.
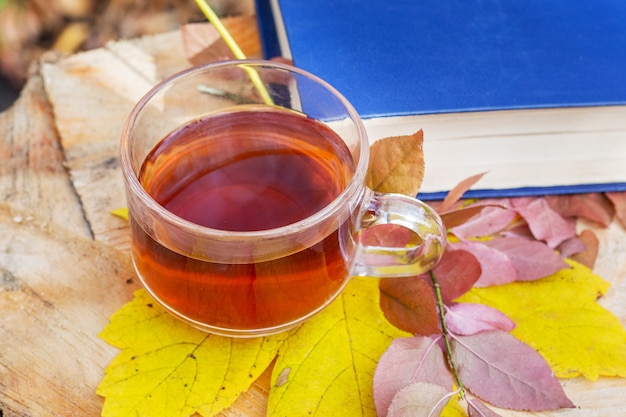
[132,106,355,332]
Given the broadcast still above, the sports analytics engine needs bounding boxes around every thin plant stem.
[429,270,466,399]
[193,0,274,105]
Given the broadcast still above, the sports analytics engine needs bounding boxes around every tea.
[132,106,356,333]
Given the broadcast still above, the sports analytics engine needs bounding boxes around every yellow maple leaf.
[268,277,409,416]
[97,289,290,417]
[456,259,626,380]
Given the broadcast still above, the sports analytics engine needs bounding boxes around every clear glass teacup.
[120,60,446,337]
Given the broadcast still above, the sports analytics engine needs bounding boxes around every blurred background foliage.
[0,0,252,110]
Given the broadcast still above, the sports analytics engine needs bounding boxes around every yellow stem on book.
[193,0,274,105]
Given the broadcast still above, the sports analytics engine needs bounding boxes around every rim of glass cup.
[120,59,370,242]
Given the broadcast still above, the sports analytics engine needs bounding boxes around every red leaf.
[373,336,452,417]
[569,229,600,269]
[430,249,482,303]
[451,241,517,287]
[450,205,517,239]
[439,172,488,212]
[451,331,575,410]
[545,193,614,227]
[511,197,577,248]
[445,303,515,336]
[360,224,418,248]
[484,236,569,281]
[379,277,440,335]
[606,191,626,229]
[467,397,503,417]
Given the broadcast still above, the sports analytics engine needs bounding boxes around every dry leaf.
[439,172,488,212]
[379,277,440,336]
[546,193,614,227]
[366,131,425,196]
[457,259,626,380]
[267,278,409,417]
[386,382,450,417]
[606,191,626,229]
[569,229,600,269]
[98,289,290,417]
[452,331,575,410]
[373,336,452,417]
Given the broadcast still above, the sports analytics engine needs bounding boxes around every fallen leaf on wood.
[569,229,600,269]
[546,193,614,227]
[445,303,515,336]
[379,276,440,336]
[606,191,626,229]
[438,172,487,212]
[511,197,577,248]
[457,259,626,380]
[98,289,290,417]
[373,336,452,417]
[451,331,575,410]
[267,278,408,417]
[386,382,450,417]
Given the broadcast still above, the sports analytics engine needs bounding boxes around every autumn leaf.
[98,289,290,417]
[438,172,487,212]
[466,397,503,417]
[267,277,409,417]
[373,336,452,417]
[450,204,517,239]
[457,259,626,380]
[606,191,626,228]
[379,277,440,336]
[386,382,450,417]
[450,241,517,287]
[444,303,515,336]
[545,192,615,227]
[569,229,600,269]
[366,131,425,196]
[451,331,575,410]
[429,249,481,303]
[482,235,569,281]
[110,207,129,220]
[511,197,577,248]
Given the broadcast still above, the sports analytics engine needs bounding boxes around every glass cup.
[120,60,446,337]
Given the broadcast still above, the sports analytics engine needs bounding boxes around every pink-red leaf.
[451,241,517,287]
[439,172,488,212]
[545,193,614,227]
[379,277,440,336]
[606,191,626,229]
[373,336,452,417]
[430,249,482,303]
[484,236,569,281]
[387,382,450,417]
[467,397,503,417]
[451,205,517,239]
[445,303,515,336]
[569,229,600,269]
[511,197,577,248]
[451,331,575,410]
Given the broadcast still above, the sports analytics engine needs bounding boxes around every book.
[255,0,626,199]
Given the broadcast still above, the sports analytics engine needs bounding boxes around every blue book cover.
[256,0,626,198]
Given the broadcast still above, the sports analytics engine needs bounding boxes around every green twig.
[429,270,466,398]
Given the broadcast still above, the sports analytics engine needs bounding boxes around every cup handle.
[351,191,447,278]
